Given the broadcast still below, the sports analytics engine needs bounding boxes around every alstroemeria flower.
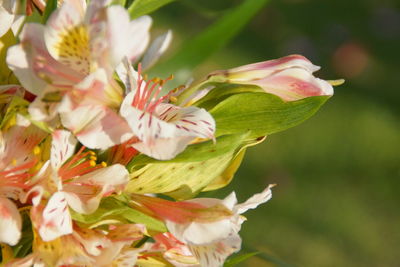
[0,123,46,245]
[132,185,274,266]
[5,223,145,267]
[27,130,129,241]
[208,55,334,101]
[119,62,216,160]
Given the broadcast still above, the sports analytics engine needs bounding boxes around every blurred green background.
[149,0,400,266]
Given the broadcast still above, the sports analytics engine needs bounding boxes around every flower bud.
[209,55,335,101]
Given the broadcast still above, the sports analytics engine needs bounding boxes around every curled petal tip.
[327,79,345,86]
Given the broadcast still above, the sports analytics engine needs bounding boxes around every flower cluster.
[0,0,338,266]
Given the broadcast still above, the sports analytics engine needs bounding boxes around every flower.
[209,55,335,101]
[26,130,129,241]
[119,61,216,160]
[131,185,274,266]
[0,122,46,245]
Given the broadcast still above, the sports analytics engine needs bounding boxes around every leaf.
[127,133,250,168]
[128,0,177,19]
[210,93,330,138]
[0,96,53,133]
[125,135,263,200]
[71,197,166,232]
[224,252,260,267]
[12,211,33,258]
[0,96,29,129]
[151,0,269,82]
[194,84,264,110]
[42,0,57,24]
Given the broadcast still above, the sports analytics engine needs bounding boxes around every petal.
[121,94,215,160]
[72,164,129,189]
[39,192,73,241]
[156,104,216,140]
[233,185,273,215]
[0,197,21,245]
[6,24,47,95]
[44,0,84,61]
[61,105,134,149]
[166,219,233,246]
[103,5,133,69]
[254,67,334,101]
[141,30,172,70]
[116,57,138,94]
[189,234,241,267]
[51,130,77,170]
[132,136,194,161]
[127,16,152,63]
[225,54,320,82]
[63,164,129,214]
[0,5,14,38]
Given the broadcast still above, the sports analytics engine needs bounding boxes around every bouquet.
[0,0,341,266]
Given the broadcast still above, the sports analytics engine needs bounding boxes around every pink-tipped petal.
[0,197,21,245]
[254,67,334,101]
[61,105,133,150]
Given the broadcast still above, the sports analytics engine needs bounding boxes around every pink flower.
[209,55,334,101]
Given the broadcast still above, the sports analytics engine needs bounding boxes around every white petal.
[0,5,14,37]
[132,135,194,160]
[104,5,133,68]
[166,219,233,246]
[127,16,152,63]
[116,58,138,94]
[73,164,129,189]
[141,30,172,70]
[0,197,21,245]
[44,0,84,61]
[39,192,73,241]
[156,104,216,140]
[51,130,77,170]
[64,164,129,214]
[61,105,134,149]
[189,234,241,267]
[233,185,273,215]
[6,24,48,95]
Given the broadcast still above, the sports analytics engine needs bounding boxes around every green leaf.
[12,211,33,258]
[125,135,263,200]
[42,0,57,23]
[194,84,264,110]
[71,197,166,232]
[151,0,269,82]
[210,93,330,138]
[127,133,249,168]
[128,0,177,19]
[224,252,260,267]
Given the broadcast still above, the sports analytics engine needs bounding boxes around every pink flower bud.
[210,55,334,101]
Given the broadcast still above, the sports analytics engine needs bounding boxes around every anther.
[33,146,41,155]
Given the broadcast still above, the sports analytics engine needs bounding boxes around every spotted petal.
[189,234,241,267]
[0,197,21,245]
[51,130,77,170]
[39,192,73,241]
